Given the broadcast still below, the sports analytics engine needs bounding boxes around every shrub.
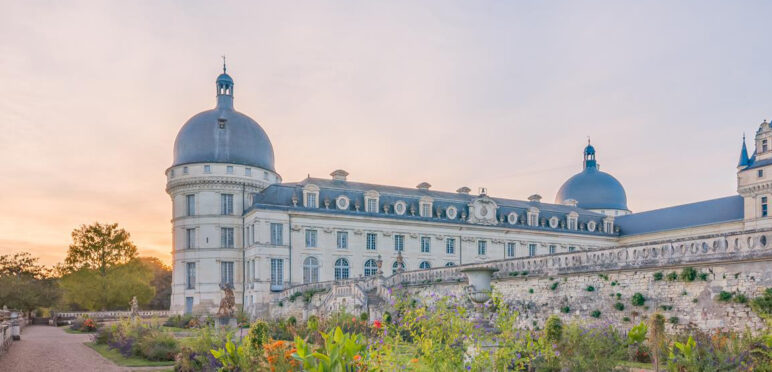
[359,312,369,321]
[528,288,534,294]
[622,316,631,322]
[508,271,519,277]
[733,293,748,304]
[599,274,609,281]
[681,290,688,296]
[137,331,179,361]
[586,285,595,292]
[653,272,664,281]
[692,298,698,303]
[631,293,646,307]
[590,310,601,318]
[679,267,698,282]
[666,272,678,281]
[659,305,673,311]
[544,315,563,343]
[611,281,618,286]
[521,271,529,276]
[550,282,558,291]
[717,291,734,302]
[750,288,772,317]
[616,293,622,299]
[668,317,679,324]
[164,314,193,329]
[614,302,625,311]
[561,306,571,314]
[698,272,709,281]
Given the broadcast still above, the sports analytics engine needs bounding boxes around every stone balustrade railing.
[279,227,772,298]
[1,322,12,355]
[53,310,180,321]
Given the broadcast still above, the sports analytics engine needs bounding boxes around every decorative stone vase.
[461,266,498,304]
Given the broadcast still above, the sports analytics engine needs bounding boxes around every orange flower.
[353,355,361,362]
[410,358,419,363]
[373,320,382,329]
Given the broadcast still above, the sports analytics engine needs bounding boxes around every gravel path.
[0,325,167,372]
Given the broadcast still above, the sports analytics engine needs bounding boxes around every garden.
[76,286,772,371]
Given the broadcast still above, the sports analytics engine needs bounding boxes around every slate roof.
[249,177,615,237]
[615,195,744,236]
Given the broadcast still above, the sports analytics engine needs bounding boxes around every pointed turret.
[738,134,750,168]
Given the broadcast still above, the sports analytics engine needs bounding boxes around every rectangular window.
[204,164,211,173]
[186,195,195,216]
[477,240,487,256]
[528,214,537,226]
[185,228,195,249]
[763,196,769,217]
[759,169,765,178]
[528,243,536,257]
[764,139,769,152]
[251,260,256,281]
[270,259,283,287]
[185,297,193,314]
[305,229,317,248]
[367,198,378,213]
[549,245,556,254]
[270,223,283,245]
[446,238,456,254]
[421,204,431,217]
[337,231,348,249]
[420,236,431,253]
[306,193,317,208]
[186,262,195,289]
[569,246,576,252]
[183,166,189,175]
[220,261,234,287]
[605,221,613,233]
[394,235,405,252]
[221,194,234,215]
[506,242,516,257]
[366,233,377,250]
[226,165,233,174]
[245,167,252,176]
[221,227,234,248]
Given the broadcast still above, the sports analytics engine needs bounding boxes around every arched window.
[364,259,378,277]
[419,261,431,269]
[445,262,456,267]
[392,261,405,274]
[303,256,319,284]
[334,258,349,280]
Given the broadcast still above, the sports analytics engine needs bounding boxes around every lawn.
[60,326,95,334]
[85,342,175,367]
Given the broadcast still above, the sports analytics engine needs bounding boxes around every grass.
[161,326,187,332]
[85,342,175,367]
[618,360,655,370]
[60,326,94,334]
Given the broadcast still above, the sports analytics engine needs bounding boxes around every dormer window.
[364,190,379,213]
[419,197,433,218]
[204,165,211,173]
[527,207,539,226]
[603,217,615,233]
[759,169,764,178]
[226,165,233,174]
[763,139,768,152]
[303,184,320,208]
[567,212,579,230]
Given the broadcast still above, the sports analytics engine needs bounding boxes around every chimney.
[528,194,542,203]
[456,186,471,194]
[416,182,431,190]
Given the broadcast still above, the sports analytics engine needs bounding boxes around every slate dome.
[172,68,276,172]
[555,143,628,211]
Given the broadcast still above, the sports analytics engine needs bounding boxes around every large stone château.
[166,66,772,329]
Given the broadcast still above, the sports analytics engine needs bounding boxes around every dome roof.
[555,143,628,211]
[172,68,276,171]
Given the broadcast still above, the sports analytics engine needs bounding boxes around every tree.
[138,257,172,310]
[60,259,154,311]
[63,222,138,275]
[0,252,59,314]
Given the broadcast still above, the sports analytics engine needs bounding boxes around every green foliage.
[751,288,772,318]
[0,252,60,312]
[590,310,601,318]
[660,305,673,311]
[63,222,138,274]
[622,316,631,322]
[521,271,529,276]
[733,293,748,304]
[508,271,519,277]
[137,332,179,361]
[614,302,625,311]
[717,291,734,302]
[164,314,193,329]
[210,335,248,371]
[611,281,618,286]
[616,292,622,299]
[631,292,646,306]
[653,272,664,281]
[549,323,626,372]
[666,272,678,281]
[669,317,679,324]
[561,306,571,314]
[359,312,369,321]
[544,315,563,343]
[528,288,534,294]
[667,335,698,371]
[586,285,595,292]
[698,272,709,281]
[60,259,154,310]
[549,282,558,291]
[627,322,648,345]
[598,273,609,280]
[679,267,698,282]
[293,327,366,372]
[137,257,172,310]
[681,290,688,296]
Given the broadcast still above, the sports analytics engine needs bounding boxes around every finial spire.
[222,55,227,73]
[587,136,591,145]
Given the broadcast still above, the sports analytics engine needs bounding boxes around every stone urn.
[461,266,498,304]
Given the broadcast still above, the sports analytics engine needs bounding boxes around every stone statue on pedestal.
[129,296,139,319]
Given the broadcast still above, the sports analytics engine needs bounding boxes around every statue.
[217,284,236,319]
[376,254,383,276]
[129,296,139,319]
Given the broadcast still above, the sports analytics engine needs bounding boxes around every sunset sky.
[1,1,771,267]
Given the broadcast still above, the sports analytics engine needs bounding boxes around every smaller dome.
[555,142,628,211]
[217,73,233,84]
[584,144,595,155]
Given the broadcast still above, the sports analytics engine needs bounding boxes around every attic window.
[759,169,764,178]
[218,118,227,129]
[764,139,769,152]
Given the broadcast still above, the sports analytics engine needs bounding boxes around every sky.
[1,1,771,267]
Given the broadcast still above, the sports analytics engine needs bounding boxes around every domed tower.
[166,64,280,314]
[737,119,772,224]
[555,141,630,216]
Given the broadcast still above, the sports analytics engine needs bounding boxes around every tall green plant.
[293,327,366,371]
